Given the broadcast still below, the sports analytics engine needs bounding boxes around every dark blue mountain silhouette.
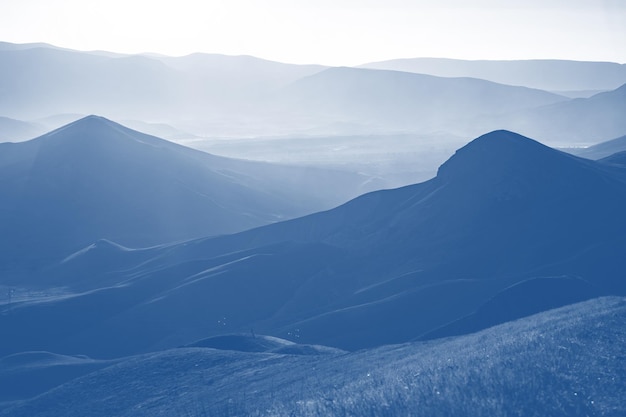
[0,116,370,270]
[3,130,626,358]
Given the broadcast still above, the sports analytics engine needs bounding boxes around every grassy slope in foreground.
[2,296,625,417]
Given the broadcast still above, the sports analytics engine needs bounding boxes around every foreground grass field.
[2,296,624,417]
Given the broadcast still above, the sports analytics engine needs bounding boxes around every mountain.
[568,134,626,160]
[0,46,180,120]
[0,42,70,52]
[2,297,624,417]
[3,43,622,143]
[268,67,568,135]
[154,53,325,102]
[3,130,626,358]
[0,116,45,142]
[494,84,626,144]
[0,113,199,142]
[360,58,626,94]
[0,116,373,270]
[0,42,325,134]
[599,151,626,166]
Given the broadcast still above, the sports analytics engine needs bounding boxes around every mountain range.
[2,42,624,145]
[0,42,323,131]
[360,57,626,94]
[266,66,568,136]
[493,83,626,144]
[1,41,626,416]
[3,129,626,359]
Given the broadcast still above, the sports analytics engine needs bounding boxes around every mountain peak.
[42,115,119,137]
[75,114,110,123]
[63,115,117,130]
[33,115,171,150]
[452,129,547,156]
[436,130,560,182]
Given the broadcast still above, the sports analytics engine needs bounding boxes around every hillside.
[2,130,626,358]
[2,297,624,417]
[0,116,372,270]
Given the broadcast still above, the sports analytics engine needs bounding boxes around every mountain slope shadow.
[0,115,371,272]
[3,130,626,357]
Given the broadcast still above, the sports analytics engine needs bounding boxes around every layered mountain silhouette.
[494,83,626,144]
[2,40,625,417]
[0,116,372,270]
[0,43,324,132]
[3,130,626,358]
[0,116,44,142]
[269,67,567,134]
[2,43,623,143]
[360,57,626,94]
[10,42,615,141]
[569,133,626,160]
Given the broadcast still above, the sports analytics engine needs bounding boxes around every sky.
[1,0,625,65]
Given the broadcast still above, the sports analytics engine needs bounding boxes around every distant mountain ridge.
[564,134,626,160]
[493,83,626,144]
[0,43,325,130]
[360,57,626,93]
[268,66,568,135]
[1,42,623,143]
[0,116,44,141]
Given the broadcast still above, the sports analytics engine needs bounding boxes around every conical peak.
[63,115,118,131]
[37,115,123,141]
[34,115,161,149]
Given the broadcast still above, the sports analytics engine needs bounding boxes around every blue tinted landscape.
[1,3,626,415]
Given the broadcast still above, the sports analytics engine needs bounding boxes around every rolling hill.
[3,130,626,358]
[2,297,624,416]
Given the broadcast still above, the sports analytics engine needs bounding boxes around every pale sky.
[1,0,625,65]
